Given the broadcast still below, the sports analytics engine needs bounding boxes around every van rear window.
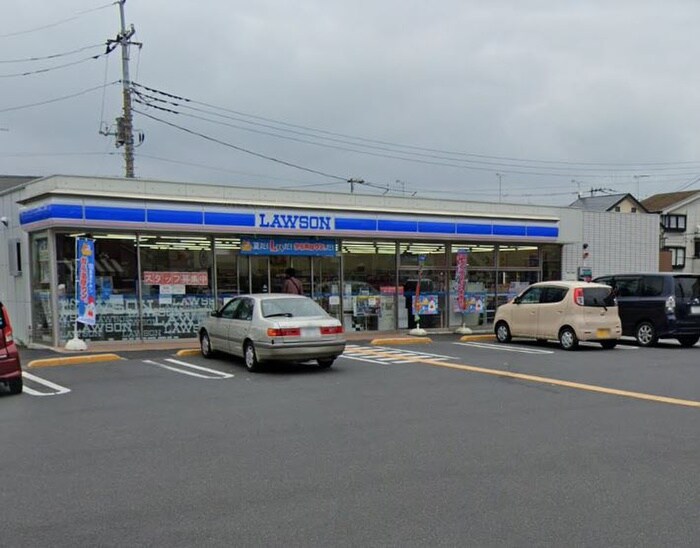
[675,277,700,299]
[583,287,614,307]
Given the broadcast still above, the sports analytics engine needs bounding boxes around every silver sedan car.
[199,294,346,371]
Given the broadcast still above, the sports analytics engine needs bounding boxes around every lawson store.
[0,175,659,347]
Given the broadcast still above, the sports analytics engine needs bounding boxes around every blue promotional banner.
[76,238,96,325]
[240,237,336,256]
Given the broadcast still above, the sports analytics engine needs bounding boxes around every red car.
[0,301,22,395]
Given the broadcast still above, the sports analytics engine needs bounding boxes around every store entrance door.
[269,257,311,294]
[399,269,447,329]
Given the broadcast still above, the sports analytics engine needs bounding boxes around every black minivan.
[593,273,700,347]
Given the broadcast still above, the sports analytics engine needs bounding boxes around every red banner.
[143,271,209,286]
[456,249,469,312]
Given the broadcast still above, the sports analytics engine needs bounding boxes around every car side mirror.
[210,311,220,318]
[513,296,522,304]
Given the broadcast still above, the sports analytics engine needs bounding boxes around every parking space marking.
[407,355,700,409]
[21,371,71,396]
[455,342,555,355]
[142,359,234,379]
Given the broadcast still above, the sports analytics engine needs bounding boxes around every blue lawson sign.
[240,237,336,256]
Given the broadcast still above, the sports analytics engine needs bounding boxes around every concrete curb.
[27,353,123,368]
[370,337,432,346]
[176,348,201,357]
[459,334,495,342]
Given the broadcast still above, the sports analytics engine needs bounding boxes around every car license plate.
[691,306,700,315]
[301,327,319,337]
[596,328,610,338]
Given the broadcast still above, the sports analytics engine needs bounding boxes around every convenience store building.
[0,175,660,347]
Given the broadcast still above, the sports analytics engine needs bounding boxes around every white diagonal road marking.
[143,359,233,379]
[21,371,71,396]
[455,341,555,354]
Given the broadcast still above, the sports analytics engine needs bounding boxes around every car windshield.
[675,276,700,299]
[583,287,615,307]
[261,298,328,318]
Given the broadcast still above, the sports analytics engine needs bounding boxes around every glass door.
[399,242,447,329]
[311,256,341,319]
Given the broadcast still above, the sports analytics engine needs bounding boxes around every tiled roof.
[569,193,646,212]
[641,190,700,212]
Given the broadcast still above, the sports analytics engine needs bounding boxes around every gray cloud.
[2,0,699,204]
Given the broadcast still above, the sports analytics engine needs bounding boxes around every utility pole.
[103,0,139,178]
[347,178,364,194]
[633,174,649,199]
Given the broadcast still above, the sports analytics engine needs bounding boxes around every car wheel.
[635,321,658,347]
[7,377,23,395]
[495,322,511,343]
[200,331,213,358]
[559,326,579,350]
[318,358,335,369]
[677,335,700,348]
[600,340,617,350]
[244,341,259,372]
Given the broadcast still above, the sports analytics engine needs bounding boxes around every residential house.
[569,193,648,213]
[642,190,700,273]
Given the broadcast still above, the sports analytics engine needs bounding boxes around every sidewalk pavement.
[19,327,494,366]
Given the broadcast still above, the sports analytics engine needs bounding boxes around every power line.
[135,98,700,180]
[0,50,113,78]
[0,3,114,39]
[0,81,120,113]
[134,108,349,182]
[131,81,700,171]
[0,43,104,63]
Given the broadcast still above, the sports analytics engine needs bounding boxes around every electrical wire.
[0,81,120,113]
[134,97,700,180]
[0,50,113,78]
[0,42,105,63]
[0,2,115,39]
[131,81,700,171]
[134,108,349,182]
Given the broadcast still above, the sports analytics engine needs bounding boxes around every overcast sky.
[2,0,700,205]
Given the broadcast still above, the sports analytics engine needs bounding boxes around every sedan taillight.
[267,327,301,337]
[320,325,344,335]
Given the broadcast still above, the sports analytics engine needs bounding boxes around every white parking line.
[21,371,71,396]
[143,359,234,379]
[455,342,555,354]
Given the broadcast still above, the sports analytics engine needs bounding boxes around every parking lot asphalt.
[18,330,459,367]
[4,334,699,546]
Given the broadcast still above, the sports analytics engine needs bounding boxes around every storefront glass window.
[139,234,214,340]
[399,242,448,329]
[450,244,495,268]
[342,240,397,332]
[447,245,496,327]
[55,233,140,343]
[30,233,53,344]
[311,255,342,319]
[541,244,562,280]
[498,245,540,268]
[215,238,245,305]
[495,270,540,309]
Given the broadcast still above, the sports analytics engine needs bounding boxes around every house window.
[662,214,687,232]
[666,247,686,268]
[631,207,637,213]
[695,240,700,259]
[614,206,621,212]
